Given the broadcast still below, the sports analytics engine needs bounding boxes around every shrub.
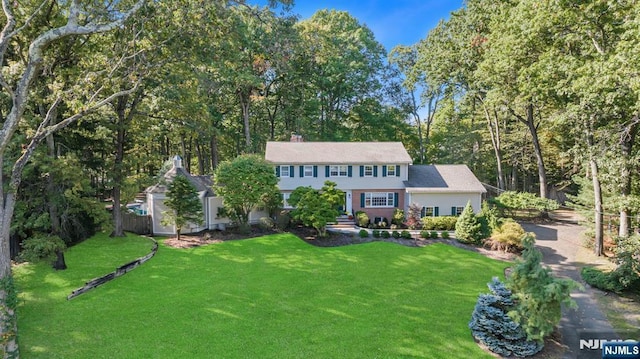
[441,231,450,239]
[478,201,501,239]
[469,277,543,357]
[507,234,580,341]
[275,210,291,230]
[400,230,412,239]
[484,221,526,252]
[430,231,438,239]
[420,230,430,239]
[405,203,422,229]
[259,216,274,230]
[581,235,640,293]
[581,267,622,293]
[422,216,457,231]
[19,233,67,269]
[372,230,381,238]
[391,231,400,239]
[355,211,370,227]
[455,202,483,244]
[381,231,390,238]
[358,229,369,238]
[391,209,405,227]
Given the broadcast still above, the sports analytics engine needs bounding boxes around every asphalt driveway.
[520,221,618,359]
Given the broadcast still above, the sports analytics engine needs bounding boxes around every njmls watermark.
[578,330,640,359]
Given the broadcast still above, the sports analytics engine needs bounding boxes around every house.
[143,156,267,236]
[265,140,485,222]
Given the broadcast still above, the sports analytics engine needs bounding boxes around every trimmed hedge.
[421,216,458,231]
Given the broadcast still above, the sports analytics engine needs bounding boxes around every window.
[453,206,464,216]
[364,192,395,208]
[304,165,314,177]
[421,206,434,217]
[282,193,292,208]
[364,165,373,177]
[330,165,348,177]
[279,165,290,177]
[386,165,396,177]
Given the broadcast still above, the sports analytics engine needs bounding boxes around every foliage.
[18,234,67,264]
[381,231,390,239]
[582,235,640,293]
[161,174,203,240]
[484,221,526,253]
[421,216,457,231]
[288,181,342,237]
[400,230,412,239]
[455,202,483,244]
[358,229,369,238]
[441,231,450,239]
[214,155,279,230]
[492,191,560,216]
[392,231,400,239]
[355,211,370,228]
[430,231,438,239]
[506,234,580,341]
[391,209,405,227]
[420,231,430,239]
[478,201,501,240]
[404,203,422,230]
[469,277,543,357]
[372,230,381,238]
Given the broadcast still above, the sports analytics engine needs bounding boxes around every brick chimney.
[290,133,303,142]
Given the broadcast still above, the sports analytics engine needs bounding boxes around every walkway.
[521,220,616,359]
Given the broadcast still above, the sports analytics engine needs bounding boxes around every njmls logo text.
[580,339,638,350]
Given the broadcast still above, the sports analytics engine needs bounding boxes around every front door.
[344,190,353,215]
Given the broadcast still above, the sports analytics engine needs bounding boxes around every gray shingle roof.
[146,166,214,196]
[404,165,486,193]
[265,141,412,164]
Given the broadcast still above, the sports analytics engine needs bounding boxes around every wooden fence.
[122,212,152,235]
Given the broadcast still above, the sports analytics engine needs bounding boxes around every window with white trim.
[421,206,435,217]
[365,192,394,208]
[364,165,374,177]
[330,165,348,177]
[280,165,290,177]
[386,165,396,176]
[303,165,314,177]
[454,206,464,216]
[282,193,292,208]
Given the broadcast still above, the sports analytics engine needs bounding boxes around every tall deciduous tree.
[213,154,279,232]
[0,0,146,354]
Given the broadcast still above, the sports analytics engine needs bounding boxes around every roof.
[404,165,486,193]
[265,141,412,165]
[145,166,214,196]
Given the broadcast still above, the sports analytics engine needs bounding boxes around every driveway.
[520,221,617,359]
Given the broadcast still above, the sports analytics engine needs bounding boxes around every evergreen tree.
[507,234,580,341]
[162,175,203,241]
[469,277,543,357]
[455,201,483,244]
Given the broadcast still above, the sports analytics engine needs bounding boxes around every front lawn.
[15,233,508,358]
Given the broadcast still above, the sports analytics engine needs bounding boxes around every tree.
[162,175,203,241]
[469,277,543,357]
[455,202,482,244]
[506,234,579,341]
[288,181,342,237]
[213,154,279,232]
[0,0,146,354]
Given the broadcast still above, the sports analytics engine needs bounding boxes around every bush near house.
[441,231,450,239]
[483,221,526,253]
[421,216,457,231]
[582,235,640,293]
[355,211,370,227]
[455,202,483,244]
[400,230,412,239]
[381,231,390,238]
[359,229,369,238]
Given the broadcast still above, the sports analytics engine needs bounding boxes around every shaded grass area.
[15,233,508,358]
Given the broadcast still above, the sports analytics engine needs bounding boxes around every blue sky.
[269,0,465,51]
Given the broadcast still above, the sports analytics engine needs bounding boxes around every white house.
[144,156,267,236]
[265,140,486,222]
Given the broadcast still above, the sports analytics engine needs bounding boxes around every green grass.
[15,232,508,358]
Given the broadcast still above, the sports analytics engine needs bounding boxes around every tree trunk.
[483,104,506,190]
[586,124,604,256]
[111,98,127,238]
[525,104,548,199]
[52,250,67,270]
[238,88,252,151]
[618,119,637,237]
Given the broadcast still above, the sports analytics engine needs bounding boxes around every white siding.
[407,192,482,215]
[276,164,409,191]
